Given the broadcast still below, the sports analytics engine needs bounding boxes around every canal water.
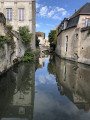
[0,55,90,120]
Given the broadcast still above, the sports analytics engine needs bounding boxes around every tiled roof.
[36,32,45,38]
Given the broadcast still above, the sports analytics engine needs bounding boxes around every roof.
[66,15,79,29]
[70,3,90,19]
[36,32,45,38]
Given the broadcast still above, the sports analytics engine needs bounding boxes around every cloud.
[52,15,61,20]
[62,11,67,16]
[46,24,55,27]
[38,5,68,20]
[48,10,55,17]
[40,6,48,16]
[37,74,56,85]
[36,3,41,9]
[36,24,40,28]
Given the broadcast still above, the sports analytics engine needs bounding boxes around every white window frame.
[85,18,90,27]
[6,8,12,21]
[18,8,24,21]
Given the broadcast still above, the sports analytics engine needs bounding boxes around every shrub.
[22,51,34,62]
[18,26,33,43]
[22,50,40,62]
[6,25,13,31]
[0,34,12,48]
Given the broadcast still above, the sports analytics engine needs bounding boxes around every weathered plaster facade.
[0,13,32,74]
[36,32,45,46]
[0,0,36,50]
[56,3,90,65]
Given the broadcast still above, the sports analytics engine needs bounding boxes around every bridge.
[39,46,50,54]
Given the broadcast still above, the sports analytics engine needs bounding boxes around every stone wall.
[56,14,90,65]
[0,0,36,50]
[0,13,32,74]
[56,26,90,65]
[78,28,90,64]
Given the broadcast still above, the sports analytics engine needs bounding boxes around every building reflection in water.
[38,54,50,69]
[0,62,35,120]
[55,56,90,112]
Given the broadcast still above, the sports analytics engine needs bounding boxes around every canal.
[0,54,90,120]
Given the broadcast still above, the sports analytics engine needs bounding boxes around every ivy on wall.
[18,26,33,43]
[0,34,12,48]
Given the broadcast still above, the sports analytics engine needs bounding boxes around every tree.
[36,35,40,47]
[48,29,58,50]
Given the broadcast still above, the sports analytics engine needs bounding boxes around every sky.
[36,0,90,38]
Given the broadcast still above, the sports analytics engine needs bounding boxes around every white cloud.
[40,6,48,16]
[56,7,65,12]
[48,10,55,17]
[52,15,61,20]
[36,24,40,28]
[62,11,67,16]
[36,3,41,9]
[46,24,55,27]
[38,5,68,20]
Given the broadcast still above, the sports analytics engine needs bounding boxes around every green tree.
[36,35,40,47]
[48,29,58,50]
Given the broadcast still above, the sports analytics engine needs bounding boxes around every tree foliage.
[48,29,58,50]
[18,26,33,43]
[0,34,12,48]
[36,35,40,47]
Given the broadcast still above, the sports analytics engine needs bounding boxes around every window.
[6,8,12,21]
[66,36,68,52]
[85,19,90,27]
[18,8,24,21]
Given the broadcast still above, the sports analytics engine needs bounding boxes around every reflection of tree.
[47,55,56,76]
[19,78,33,94]
[0,70,16,119]
[14,62,35,94]
[0,61,37,120]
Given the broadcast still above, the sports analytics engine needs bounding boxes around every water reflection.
[39,54,50,69]
[0,62,35,120]
[0,55,90,120]
[55,56,90,112]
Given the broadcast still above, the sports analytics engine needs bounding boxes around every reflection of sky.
[34,58,90,120]
[35,58,56,86]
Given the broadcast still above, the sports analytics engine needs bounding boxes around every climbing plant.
[6,25,13,31]
[0,34,12,48]
[18,26,33,43]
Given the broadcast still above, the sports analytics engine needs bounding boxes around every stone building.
[36,32,45,46]
[0,12,34,74]
[0,0,36,50]
[44,37,50,47]
[56,3,90,65]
